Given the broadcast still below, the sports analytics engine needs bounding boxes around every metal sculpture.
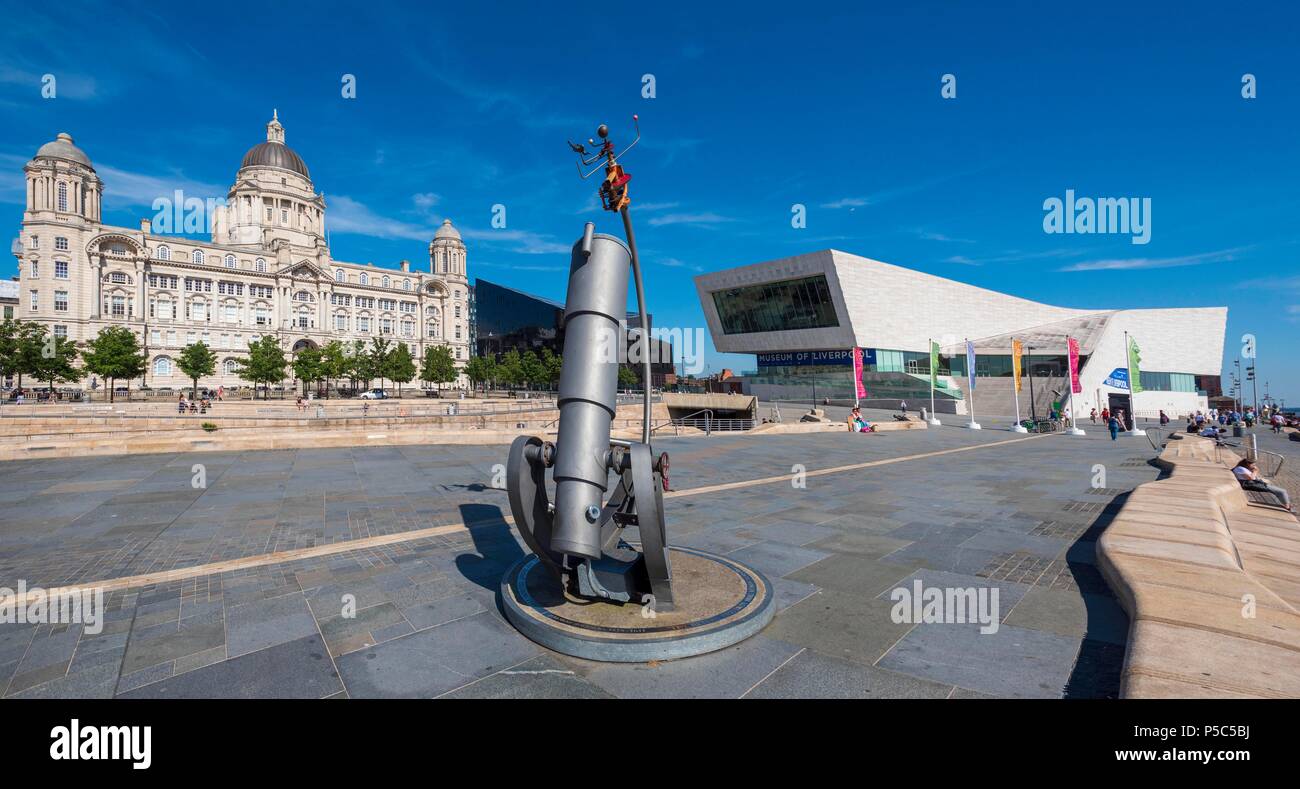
[505,117,674,610]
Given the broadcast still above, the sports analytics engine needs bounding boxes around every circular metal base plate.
[500,546,776,663]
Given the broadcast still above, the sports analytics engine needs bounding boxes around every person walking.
[899,399,908,417]
[1108,414,1121,441]
[1090,407,1098,424]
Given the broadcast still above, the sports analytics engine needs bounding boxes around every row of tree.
[460,348,638,391]
[0,318,465,402]
[1,316,643,402]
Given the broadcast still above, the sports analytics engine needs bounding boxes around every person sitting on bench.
[1233,458,1292,512]
[847,407,875,433]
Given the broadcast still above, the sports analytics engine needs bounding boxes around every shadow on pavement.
[454,503,525,591]
[1061,492,1133,699]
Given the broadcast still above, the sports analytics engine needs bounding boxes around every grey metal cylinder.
[550,230,631,560]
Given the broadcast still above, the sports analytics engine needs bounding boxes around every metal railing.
[652,408,713,436]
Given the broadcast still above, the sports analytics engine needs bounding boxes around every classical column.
[90,254,102,318]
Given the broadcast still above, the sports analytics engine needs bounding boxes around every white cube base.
[1012,425,1029,433]
[967,421,982,430]
[1068,428,1086,436]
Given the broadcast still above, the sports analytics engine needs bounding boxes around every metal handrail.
[1145,427,1164,453]
[1256,449,1285,478]
[661,408,714,436]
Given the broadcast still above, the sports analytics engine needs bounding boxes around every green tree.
[81,326,146,402]
[368,337,392,390]
[176,342,217,400]
[540,348,563,390]
[421,345,457,392]
[320,340,347,397]
[463,355,493,395]
[387,342,417,396]
[236,336,287,400]
[0,319,48,391]
[291,346,324,396]
[498,349,522,389]
[618,365,639,390]
[30,332,81,396]
[520,351,547,390]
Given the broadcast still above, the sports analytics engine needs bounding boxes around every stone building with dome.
[10,112,472,392]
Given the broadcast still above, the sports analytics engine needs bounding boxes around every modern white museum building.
[695,249,1227,422]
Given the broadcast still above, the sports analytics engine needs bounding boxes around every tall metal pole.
[620,207,652,445]
[1027,345,1038,423]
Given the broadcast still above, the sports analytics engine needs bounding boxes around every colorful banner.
[1127,336,1144,394]
[852,347,866,399]
[965,340,976,391]
[929,340,940,389]
[1067,336,1082,394]
[1011,339,1023,393]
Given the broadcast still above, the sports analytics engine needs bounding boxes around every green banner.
[1127,336,1144,394]
[929,340,940,389]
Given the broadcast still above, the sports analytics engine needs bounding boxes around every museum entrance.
[1107,392,1133,430]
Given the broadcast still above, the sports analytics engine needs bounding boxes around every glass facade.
[711,275,839,335]
[1140,371,1198,393]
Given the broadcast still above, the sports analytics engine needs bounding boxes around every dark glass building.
[471,278,675,387]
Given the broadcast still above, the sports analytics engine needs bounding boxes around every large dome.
[35,132,93,169]
[239,110,310,178]
[433,218,462,241]
[240,141,310,178]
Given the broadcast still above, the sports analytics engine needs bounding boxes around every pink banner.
[853,347,866,399]
[1067,337,1082,394]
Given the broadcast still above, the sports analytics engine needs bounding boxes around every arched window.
[57,182,68,212]
[255,258,267,273]
[428,321,441,338]
[403,279,411,291]
[153,357,172,376]
[223,358,240,376]
[224,254,236,269]
[157,245,171,261]
[335,270,344,282]
[294,291,313,302]
[359,273,369,286]
[192,250,205,264]
[382,276,391,288]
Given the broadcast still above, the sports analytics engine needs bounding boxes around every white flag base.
[966,421,982,430]
[1012,424,1029,433]
[1123,429,1147,437]
[927,417,942,426]
[1068,428,1086,436]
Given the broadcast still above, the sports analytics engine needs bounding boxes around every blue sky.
[1,1,1296,402]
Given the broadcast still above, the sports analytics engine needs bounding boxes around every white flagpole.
[1067,335,1085,436]
[1123,330,1146,436]
[929,338,937,424]
[966,338,981,430]
[1012,338,1027,433]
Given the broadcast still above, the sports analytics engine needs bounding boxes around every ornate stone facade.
[12,113,471,390]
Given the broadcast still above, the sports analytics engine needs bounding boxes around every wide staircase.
[950,375,1068,422]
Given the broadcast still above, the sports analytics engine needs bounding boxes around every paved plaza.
[0,424,1165,699]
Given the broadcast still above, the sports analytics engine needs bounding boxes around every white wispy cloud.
[820,165,995,211]
[821,197,871,209]
[646,212,736,228]
[328,195,434,242]
[96,164,227,207]
[1058,247,1247,272]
